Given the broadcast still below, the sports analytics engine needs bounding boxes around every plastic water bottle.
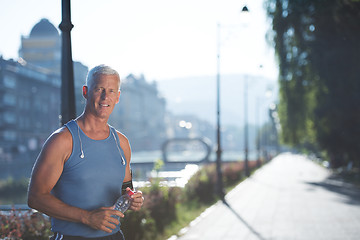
[113,189,135,213]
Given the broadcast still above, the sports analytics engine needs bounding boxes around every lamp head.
[241,5,249,12]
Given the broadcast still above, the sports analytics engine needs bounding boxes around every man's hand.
[83,207,124,233]
[127,187,144,211]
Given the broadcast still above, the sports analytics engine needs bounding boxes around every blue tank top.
[51,120,127,237]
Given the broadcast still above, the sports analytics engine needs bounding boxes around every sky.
[0,0,278,82]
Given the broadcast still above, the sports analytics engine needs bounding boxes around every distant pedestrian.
[28,64,144,240]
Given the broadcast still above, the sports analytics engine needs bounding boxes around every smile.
[100,104,110,107]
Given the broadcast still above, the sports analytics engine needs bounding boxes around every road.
[172,152,360,240]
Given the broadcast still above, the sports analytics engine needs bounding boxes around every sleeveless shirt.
[51,120,127,237]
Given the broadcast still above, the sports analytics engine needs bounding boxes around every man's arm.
[28,127,123,233]
[118,131,144,211]
[118,131,132,183]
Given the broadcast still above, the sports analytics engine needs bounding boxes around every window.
[3,112,16,124]
[3,75,16,88]
[3,130,17,141]
[3,93,16,106]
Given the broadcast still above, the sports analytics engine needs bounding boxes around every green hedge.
[121,181,182,240]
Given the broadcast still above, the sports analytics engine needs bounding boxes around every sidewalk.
[173,153,360,240]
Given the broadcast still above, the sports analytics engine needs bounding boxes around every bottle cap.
[127,189,135,196]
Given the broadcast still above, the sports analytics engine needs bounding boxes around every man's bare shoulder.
[50,126,72,141]
[43,126,73,153]
[114,129,131,156]
[32,125,73,168]
[115,130,129,144]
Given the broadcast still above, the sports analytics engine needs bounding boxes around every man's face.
[84,74,120,119]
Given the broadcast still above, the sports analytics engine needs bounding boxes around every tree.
[266,0,360,168]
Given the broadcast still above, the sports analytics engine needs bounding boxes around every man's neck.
[76,113,110,140]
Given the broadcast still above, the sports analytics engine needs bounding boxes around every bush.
[0,209,51,239]
[121,179,183,240]
[121,208,157,240]
[185,164,217,204]
[184,161,259,204]
[223,162,245,186]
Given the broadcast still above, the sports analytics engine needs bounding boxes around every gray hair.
[85,64,120,89]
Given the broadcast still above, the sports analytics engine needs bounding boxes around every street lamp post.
[215,23,225,200]
[241,5,250,177]
[59,0,76,126]
[244,75,250,177]
[256,97,262,166]
[215,5,250,199]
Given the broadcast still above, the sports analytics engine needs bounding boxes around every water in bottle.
[113,189,135,213]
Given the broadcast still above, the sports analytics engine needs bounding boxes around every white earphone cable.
[112,131,126,165]
[77,122,85,159]
[76,121,124,164]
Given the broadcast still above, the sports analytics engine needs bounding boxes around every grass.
[162,202,209,239]
[333,168,360,187]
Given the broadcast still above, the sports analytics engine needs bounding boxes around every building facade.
[0,19,88,169]
[19,18,62,74]
[0,57,60,154]
[109,74,167,151]
[18,18,88,117]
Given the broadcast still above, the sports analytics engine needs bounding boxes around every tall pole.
[216,23,225,200]
[59,0,76,126]
[256,97,261,165]
[244,75,250,176]
[241,5,250,177]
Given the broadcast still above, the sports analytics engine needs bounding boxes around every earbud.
[80,151,85,159]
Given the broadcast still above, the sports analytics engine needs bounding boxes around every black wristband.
[122,180,134,195]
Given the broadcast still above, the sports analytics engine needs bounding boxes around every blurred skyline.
[0,0,278,82]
